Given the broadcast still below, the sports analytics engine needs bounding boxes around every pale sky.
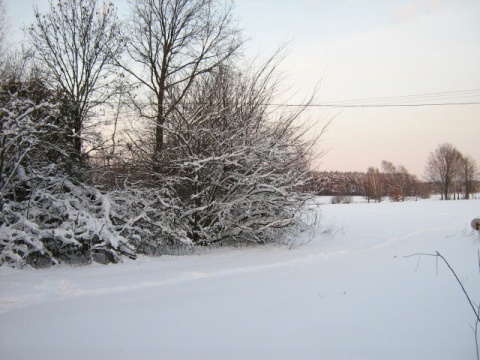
[5,0,480,177]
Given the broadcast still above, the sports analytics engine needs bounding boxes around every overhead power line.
[97,88,480,111]
[270,102,480,108]
[268,88,480,108]
[320,88,480,105]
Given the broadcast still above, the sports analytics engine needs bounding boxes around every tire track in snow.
[0,215,466,314]
[0,249,350,314]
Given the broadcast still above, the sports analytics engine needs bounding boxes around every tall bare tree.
[424,143,463,200]
[120,0,242,163]
[460,154,478,199]
[0,0,8,71]
[27,0,122,162]
[381,160,413,201]
[0,0,6,43]
[365,167,383,203]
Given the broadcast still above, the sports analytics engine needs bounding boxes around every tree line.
[0,0,324,267]
[305,148,479,203]
[304,162,423,203]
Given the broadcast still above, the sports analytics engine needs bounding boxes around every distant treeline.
[302,171,479,201]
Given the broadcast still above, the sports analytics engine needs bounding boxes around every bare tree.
[365,167,383,203]
[382,160,414,201]
[461,155,478,200]
[120,0,242,164]
[424,143,463,200]
[27,0,122,162]
[0,0,6,48]
[0,0,8,72]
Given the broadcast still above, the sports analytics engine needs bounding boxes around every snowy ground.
[1,198,479,360]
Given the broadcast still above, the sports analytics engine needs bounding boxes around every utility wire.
[269,102,480,108]
[269,88,480,108]
[320,88,480,105]
[96,88,480,112]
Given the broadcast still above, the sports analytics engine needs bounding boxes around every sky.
[5,0,480,177]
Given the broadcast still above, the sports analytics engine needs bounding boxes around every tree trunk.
[73,110,82,163]
[464,165,470,200]
[154,116,163,159]
[153,64,167,165]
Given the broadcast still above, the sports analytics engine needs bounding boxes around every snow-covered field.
[1,198,479,360]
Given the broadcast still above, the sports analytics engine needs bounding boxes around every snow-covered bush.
[161,138,315,246]
[330,195,353,204]
[105,186,193,255]
[0,76,137,268]
[0,162,198,267]
[138,62,322,246]
[0,77,61,210]
[0,78,202,268]
[0,171,149,268]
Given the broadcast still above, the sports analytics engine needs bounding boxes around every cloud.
[303,0,320,12]
[393,0,443,23]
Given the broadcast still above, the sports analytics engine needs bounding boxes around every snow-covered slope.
[1,199,479,359]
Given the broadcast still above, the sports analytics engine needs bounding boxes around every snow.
[1,198,479,359]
